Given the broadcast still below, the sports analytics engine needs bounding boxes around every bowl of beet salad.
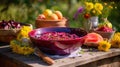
[29,27,87,55]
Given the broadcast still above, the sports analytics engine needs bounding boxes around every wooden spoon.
[34,47,55,65]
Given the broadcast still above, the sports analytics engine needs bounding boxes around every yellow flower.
[85,2,94,11]
[20,30,29,37]
[10,26,34,55]
[97,10,102,15]
[94,3,103,11]
[15,45,22,54]
[25,47,34,55]
[92,9,102,16]
[92,9,96,14]
[104,3,107,6]
[10,40,16,46]
[13,44,21,53]
[16,26,32,41]
[22,26,32,31]
[10,41,34,55]
[110,33,120,48]
[109,6,113,9]
[17,33,23,41]
[98,41,111,52]
[20,46,34,55]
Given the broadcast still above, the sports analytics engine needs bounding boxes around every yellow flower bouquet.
[83,2,103,19]
[73,2,104,32]
[10,26,34,55]
[74,2,103,19]
[101,2,115,18]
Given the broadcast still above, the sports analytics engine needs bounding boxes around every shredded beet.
[35,32,79,40]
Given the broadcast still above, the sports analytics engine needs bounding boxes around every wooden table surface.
[0,44,120,67]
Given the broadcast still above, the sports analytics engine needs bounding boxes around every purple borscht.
[35,32,79,40]
[29,27,87,55]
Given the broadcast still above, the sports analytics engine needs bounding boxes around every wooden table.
[0,45,120,67]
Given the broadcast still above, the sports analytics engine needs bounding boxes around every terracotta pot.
[35,17,68,28]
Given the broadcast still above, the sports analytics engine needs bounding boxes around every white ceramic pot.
[89,16,98,28]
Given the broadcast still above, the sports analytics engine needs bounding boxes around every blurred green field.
[0,0,120,31]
